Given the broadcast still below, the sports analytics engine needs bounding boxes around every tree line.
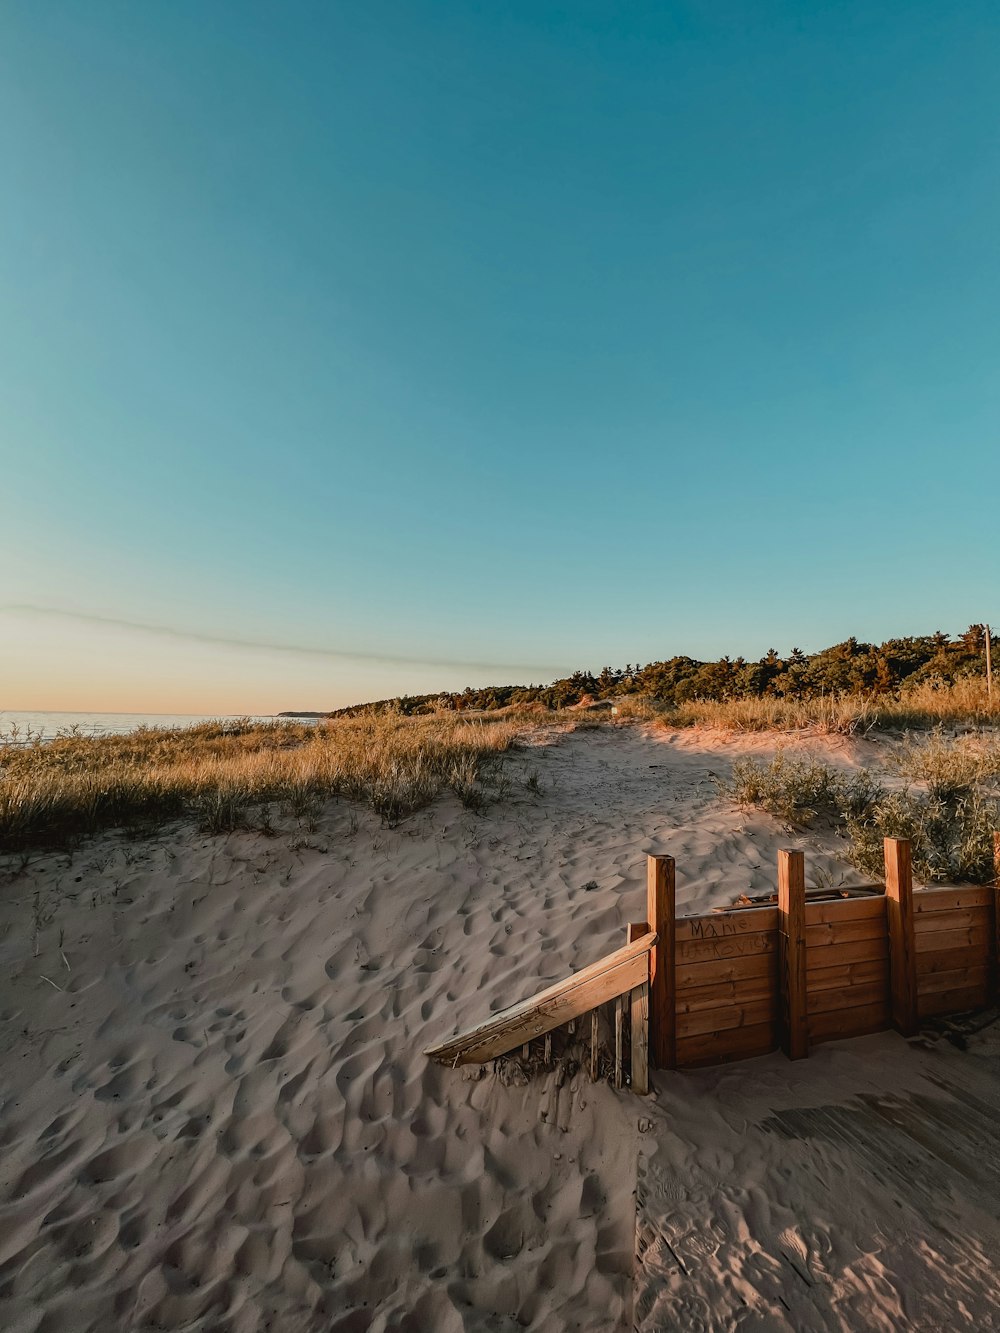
[327,626,995,717]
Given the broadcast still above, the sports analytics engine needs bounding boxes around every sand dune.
[0,725,985,1330]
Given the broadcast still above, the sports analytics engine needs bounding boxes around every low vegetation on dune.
[0,711,539,852]
[724,733,1000,884]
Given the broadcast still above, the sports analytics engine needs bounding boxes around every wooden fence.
[426,834,1000,1091]
[658,835,999,1069]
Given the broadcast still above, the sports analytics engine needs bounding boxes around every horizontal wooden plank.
[805,918,887,949]
[917,945,992,974]
[913,907,990,935]
[913,886,992,913]
[914,925,990,956]
[675,907,778,942]
[674,952,777,991]
[805,937,888,971]
[675,1020,777,1069]
[809,1001,891,1045]
[804,896,886,925]
[676,973,776,1014]
[918,984,991,1019]
[424,933,655,1065]
[808,979,890,1016]
[676,931,776,965]
[676,997,777,1040]
[807,957,888,993]
[917,964,990,997]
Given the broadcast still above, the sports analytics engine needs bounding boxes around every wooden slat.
[806,937,888,970]
[589,1008,599,1082]
[675,931,776,966]
[675,1021,776,1068]
[675,952,777,990]
[913,907,990,935]
[804,896,886,925]
[676,997,776,1039]
[917,945,991,975]
[918,985,991,1018]
[614,995,624,1089]
[805,918,888,948]
[676,972,776,1014]
[918,963,990,996]
[424,932,656,1065]
[808,979,889,1016]
[647,854,676,1070]
[913,885,992,913]
[885,838,918,1037]
[807,957,888,992]
[675,907,778,941]
[914,925,990,955]
[810,1002,890,1044]
[778,849,808,1060]
[631,982,649,1095]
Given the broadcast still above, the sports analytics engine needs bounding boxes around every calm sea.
[0,711,283,743]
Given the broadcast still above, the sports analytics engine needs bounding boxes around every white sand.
[1,725,993,1330]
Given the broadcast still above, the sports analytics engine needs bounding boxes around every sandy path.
[0,726,888,1330]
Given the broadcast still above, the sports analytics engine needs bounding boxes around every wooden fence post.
[778,850,808,1060]
[885,837,918,1036]
[646,855,676,1070]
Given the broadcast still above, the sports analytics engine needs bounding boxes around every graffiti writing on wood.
[680,935,775,963]
[688,916,758,940]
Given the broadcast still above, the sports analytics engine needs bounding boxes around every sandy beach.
[1,724,997,1330]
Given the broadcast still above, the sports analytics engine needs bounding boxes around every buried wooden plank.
[676,997,776,1040]
[805,918,888,948]
[423,932,656,1066]
[913,885,992,913]
[675,1020,777,1068]
[804,895,886,925]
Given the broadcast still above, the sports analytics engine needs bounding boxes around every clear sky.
[2,2,998,713]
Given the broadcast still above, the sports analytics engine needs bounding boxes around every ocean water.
[0,711,281,743]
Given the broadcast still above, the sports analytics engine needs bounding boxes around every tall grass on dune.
[659,678,1000,734]
[0,712,534,852]
[723,732,1000,884]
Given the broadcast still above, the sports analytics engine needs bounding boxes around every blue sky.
[2,2,998,711]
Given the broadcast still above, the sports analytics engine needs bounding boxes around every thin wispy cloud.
[2,605,564,678]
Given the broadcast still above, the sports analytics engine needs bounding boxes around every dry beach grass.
[3,679,998,856]
[0,711,534,851]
